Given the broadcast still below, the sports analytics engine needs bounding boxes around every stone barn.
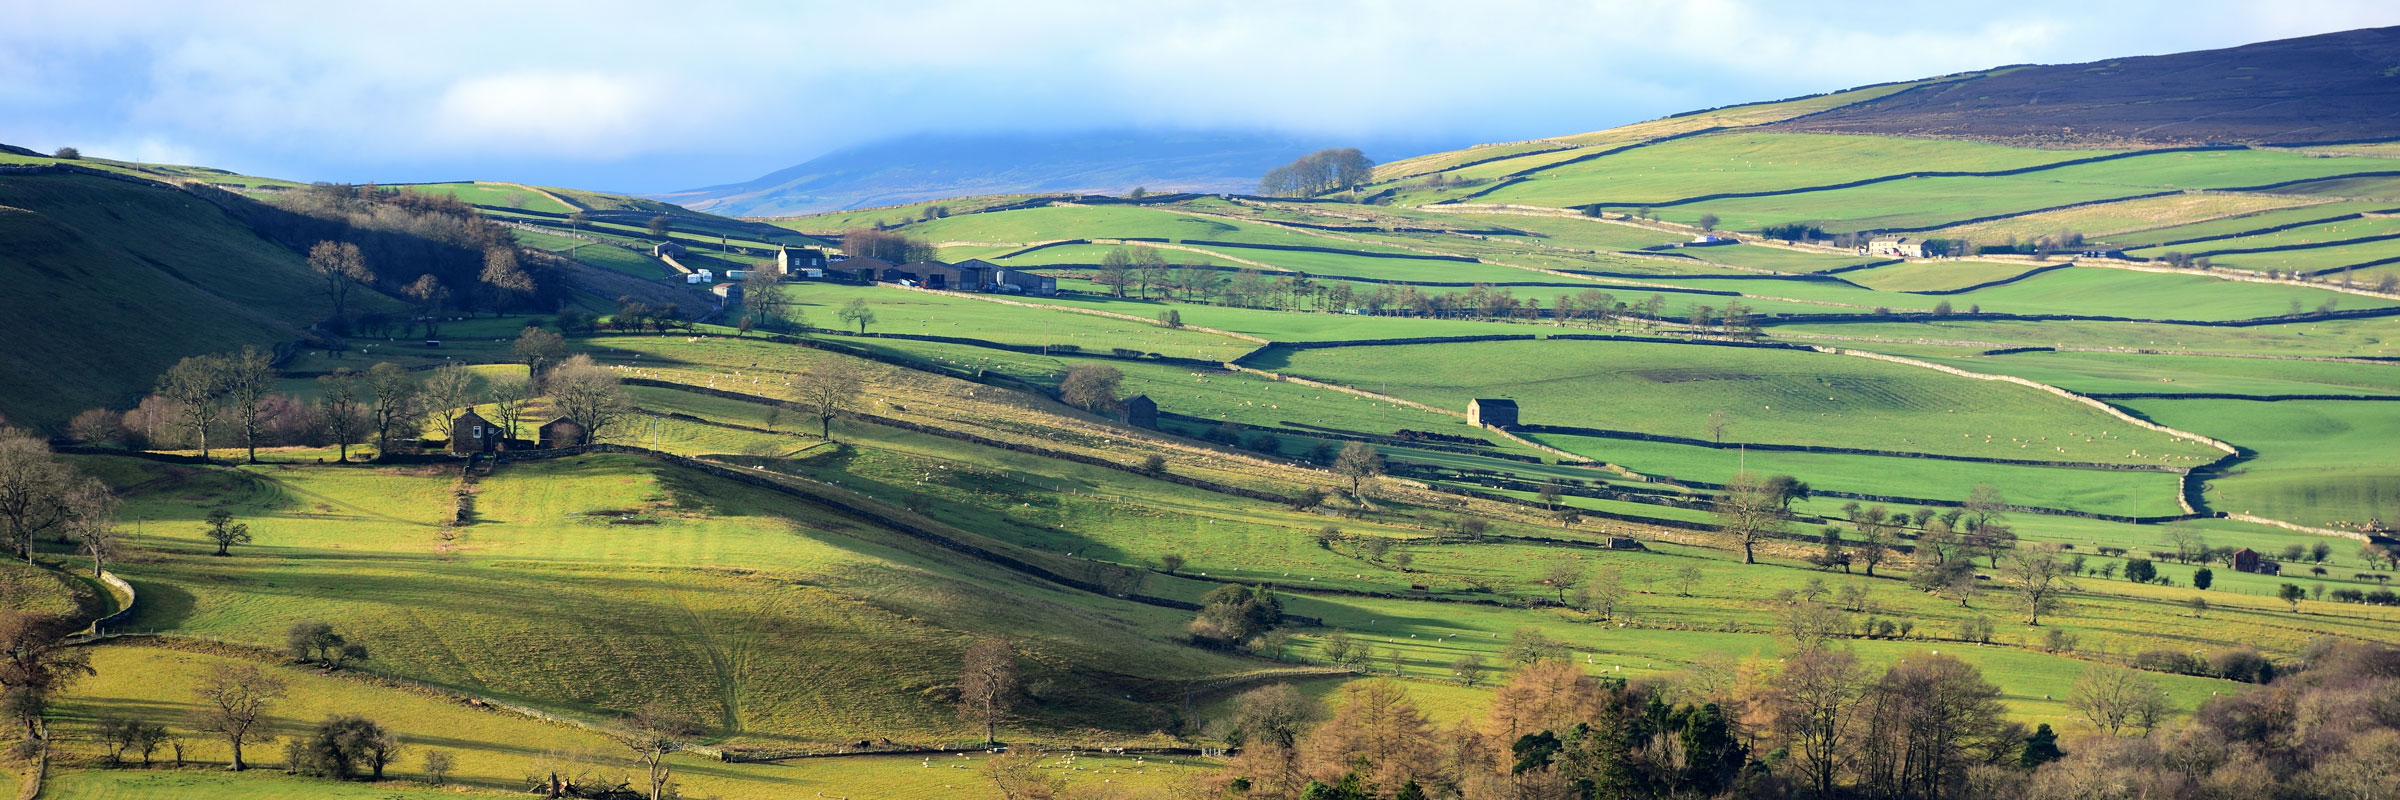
[1120,394,1157,428]
[1469,398,1519,428]
[538,417,585,448]
[450,409,499,455]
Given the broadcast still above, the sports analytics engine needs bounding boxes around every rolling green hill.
[0,169,383,427]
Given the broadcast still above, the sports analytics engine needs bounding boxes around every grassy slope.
[1478,132,2119,208]
[1257,338,2220,464]
[87,453,1263,749]
[2120,399,2400,529]
[0,173,401,428]
[47,645,1203,800]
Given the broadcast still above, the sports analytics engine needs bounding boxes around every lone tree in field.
[157,354,229,459]
[1058,364,1124,413]
[1705,409,1731,444]
[2005,543,2076,625]
[792,358,864,442]
[646,215,671,237]
[618,701,702,800]
[190,663,285,771]
[204,509,253,556]
[837,298,877,334]
[316,368,368,462]
[0,611,97,742]
[1332,442,1385,507]
[307,241,373,322]
[544,355,631,445]
[1697,213,1721,231]
[958,637,1021,746]
[1714,471,1787,564]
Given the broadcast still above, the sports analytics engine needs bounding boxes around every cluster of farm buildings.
[654,242,1057,303]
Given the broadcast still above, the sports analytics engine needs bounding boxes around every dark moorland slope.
[1767,25,2400,145]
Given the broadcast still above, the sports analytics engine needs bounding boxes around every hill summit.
[1765,25,2400,146]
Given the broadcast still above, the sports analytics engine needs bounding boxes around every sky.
[4,0,2396,193]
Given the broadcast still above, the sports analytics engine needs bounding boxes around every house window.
[473,426,483,438]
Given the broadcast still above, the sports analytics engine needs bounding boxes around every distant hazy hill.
[653,130,1459,218]
[1765,26,2400,146]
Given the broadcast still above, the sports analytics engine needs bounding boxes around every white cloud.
[0,0,2394,188]
[427,72,675,158]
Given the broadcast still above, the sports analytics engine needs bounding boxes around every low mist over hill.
[653,130,1462,217]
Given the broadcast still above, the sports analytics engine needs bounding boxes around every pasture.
[2121,398,2400,530]
[1477,132,2115,208]
[1257,337,2224,464]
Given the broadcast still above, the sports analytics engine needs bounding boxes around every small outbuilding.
[1468,398,1519,428]
[1119,394,1157,428]
[776,246,828,275]
[450,409,499,455]
[538,416,586,449]
[652,241,687,258]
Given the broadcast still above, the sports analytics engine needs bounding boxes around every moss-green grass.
[1530,432,2190,517]
[1478,133,2118,208]
[395,182,576,213]
[1259,338,2222,465]
[2120,399,2400,529]
[1846,261,2050,292]
[80,453,1261,749]
[1907,350,2400,396]
[1944,267,2392,320]
[774,282,1255,360]
[48,645,1207,800]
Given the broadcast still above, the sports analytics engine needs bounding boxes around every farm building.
[2232,548,2280,575]
[450,409,499,455]
[1119,394,1157,428]
[776,246,828,275]
[1468,398,1519,428]
[538,417,585,448]
[991,268,1058,295]
[712,282,741,306]
[652,241,687,258]
[1865,237,1928,258]
[842,256,895,283]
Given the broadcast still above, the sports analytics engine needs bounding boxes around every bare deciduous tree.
[1713,471,1787,565]
[308,241,373,321]
[792,358,864,443]
[189,663,286,770]
[1332,442,1385,508]
[958,637,1020,745]
[2006,543,2077,625]
[156,354,228,459]
[543,355,630,445]
[366,362,420,458]
[317,368,368,462]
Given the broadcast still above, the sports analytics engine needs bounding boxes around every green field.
[1846,261,2049,292]
[1259,337,2224,464]
[1910,350,2400,396]
[1941,267,2393,320]
[395,181,577,213]
[773,282,1256,360]
[2120,399,2400,529]
[1608,150,2400,233]
[1477,132,2119,208]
